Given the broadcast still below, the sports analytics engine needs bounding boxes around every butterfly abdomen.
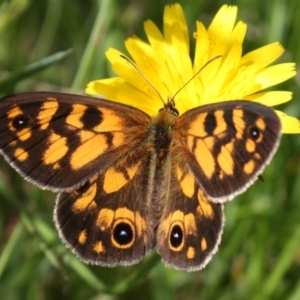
[145,109,177,223]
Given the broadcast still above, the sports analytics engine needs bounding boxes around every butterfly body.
[0,92,281,270]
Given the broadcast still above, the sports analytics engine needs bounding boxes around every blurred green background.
[0,0,300,299]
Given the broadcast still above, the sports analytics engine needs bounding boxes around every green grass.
[1,0,300,299]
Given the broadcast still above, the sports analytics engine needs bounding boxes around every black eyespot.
[249,126,260,140]
[113,222,133,246]
[170,224,183,248]
[12,115,28,129]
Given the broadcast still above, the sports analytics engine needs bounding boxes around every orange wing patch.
[66,104,87,129]
[96,208,114,231]
[38,101,59,130]
[184,112,208,137]
[7,106,23,122]
[16,128,32,141]
[233,109,245,139]
[78,230,88,244]
[43,132,68,165]
[103,163,140,194]
[93,241,106,254]
[14,148,29,162]
[193,139,216,179]
[213,110,227,135]
[94,108,124,132]
[72,183,97,213]
[176,166,195,198]
[197,190,214,218]
[217,139,235,176]
[70,134,108,170]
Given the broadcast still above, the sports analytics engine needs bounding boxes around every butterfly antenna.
[120,55,166,105]
[172,55,222,100]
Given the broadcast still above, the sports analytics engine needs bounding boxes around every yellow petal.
[208,5,238,44]
[164,4,189,52]
[245,91,293,106]
[229,21,247,45]
[86,78,121,98]
[253,63,296,91]
[241,42,284,69]
[276,110,300,134]
[144,20,165,45]
[194,21,210,71]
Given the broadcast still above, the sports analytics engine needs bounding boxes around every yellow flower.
[86,4,300,134]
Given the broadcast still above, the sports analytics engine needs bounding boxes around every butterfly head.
[159,98,179,117]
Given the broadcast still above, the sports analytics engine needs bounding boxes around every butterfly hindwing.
[54,144,155,266]
[175,100,281,202]
[0,92,150,191]
[156,160,224,271]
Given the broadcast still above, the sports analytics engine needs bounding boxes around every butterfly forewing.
[0,92,150,191]
[175,101,281,202]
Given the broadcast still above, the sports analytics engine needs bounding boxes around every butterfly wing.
[0,92,156,265]
[0,92,150,191]
[175,100,281,202]
[54,144,155,266]
[156,159,224,271]
[157,100,281,270]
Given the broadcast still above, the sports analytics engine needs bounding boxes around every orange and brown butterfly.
[0,89,281,271]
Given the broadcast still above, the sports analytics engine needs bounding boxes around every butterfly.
[0,92,281,271]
